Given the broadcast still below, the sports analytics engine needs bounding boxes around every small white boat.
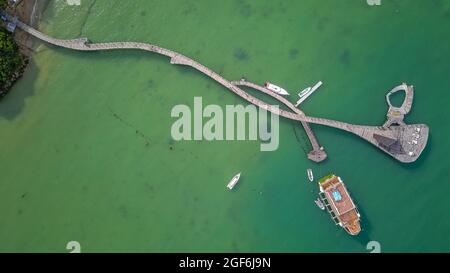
[298,87,311,97]
[314,198,325,210]
[295,81,323,107]
[307,168,314,182]
[227,173,241,190]
[264,82,290,96]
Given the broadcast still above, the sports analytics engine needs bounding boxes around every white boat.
[314,198,325,210]
[307,168,314,182]
[295,81,323,107]
[298,87,311,97]
[227,173,241,190]
[264,82,290,96]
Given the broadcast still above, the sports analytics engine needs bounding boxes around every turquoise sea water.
[0,0,449,252]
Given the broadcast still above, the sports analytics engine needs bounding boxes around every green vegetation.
[0,0,7,9]
[0,18,26,98]
[318,174,335,184]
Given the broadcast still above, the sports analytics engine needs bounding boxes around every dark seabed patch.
[231,241,241,252]
[444,8,450,19]
[234,48,249,61]
[236,0,252,18]
[182,3,197,16]
[277,2,287,14]
[431,0,443,7]
[339,49,351,66]
[316,16,331,32]
[118,205,129,219]
[289,48,299,59]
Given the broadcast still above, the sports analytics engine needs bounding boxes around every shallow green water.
[0,0,449,252]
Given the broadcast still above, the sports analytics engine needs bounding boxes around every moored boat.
[318,174,361,235]
[314,198,325,210]
[227,173,241,190]
[298,87,311,97]
[307,168,314,182]
[295,81,323,107]
[264,82,290,96]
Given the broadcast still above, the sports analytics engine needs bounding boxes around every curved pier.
[231,78,327,162]
[3,14,429,163]
[384,83,414,128]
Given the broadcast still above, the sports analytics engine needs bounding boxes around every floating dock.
[295,81,322,107]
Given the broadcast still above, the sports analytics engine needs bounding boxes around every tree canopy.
[0,0,7,9]
[0,0,26,96]
[0,24,25,95]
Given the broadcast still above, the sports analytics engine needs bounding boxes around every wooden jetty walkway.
[2,13,429,163]
[230,78,327,162]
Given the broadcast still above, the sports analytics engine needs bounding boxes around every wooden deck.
[231,79,327,162]
[320,175,361,235]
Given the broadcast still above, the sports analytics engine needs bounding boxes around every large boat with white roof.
[318,174,361,235]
